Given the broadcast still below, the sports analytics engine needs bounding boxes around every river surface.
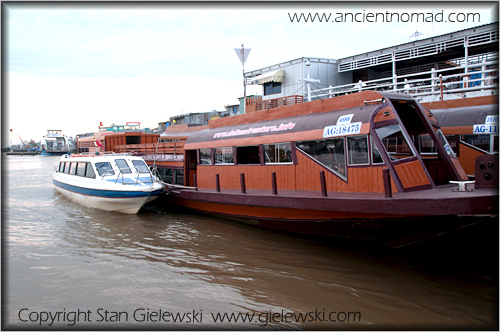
[2,155,498,330]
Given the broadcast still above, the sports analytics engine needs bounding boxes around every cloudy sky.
[3,2,498,147]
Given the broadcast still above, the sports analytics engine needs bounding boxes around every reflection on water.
[2,155,498,330]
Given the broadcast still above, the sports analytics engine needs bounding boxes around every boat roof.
[61,153,147,161]
[431,104,499,127]
[184,103,382,149]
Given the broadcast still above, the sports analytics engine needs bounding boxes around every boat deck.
[168,184,498,218]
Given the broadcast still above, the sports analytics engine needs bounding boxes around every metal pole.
[242,44,246,114]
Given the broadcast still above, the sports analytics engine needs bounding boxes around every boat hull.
[41,150,70,156]
[53,179,163,214]
[164,186,498,247]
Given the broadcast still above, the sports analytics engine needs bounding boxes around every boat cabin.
[173,90,469,195]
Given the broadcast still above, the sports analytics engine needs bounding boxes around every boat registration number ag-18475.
[323,114,362,138]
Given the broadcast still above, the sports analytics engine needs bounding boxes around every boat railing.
[112,166,161,186]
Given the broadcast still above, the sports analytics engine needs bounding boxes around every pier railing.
[308,54,498,102]
[255,95,304,111]
[113,141,185,156]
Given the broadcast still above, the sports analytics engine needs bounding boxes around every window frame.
[236,145,261,165]
[263,142,293,165]
[115,159,132,174]
[347,135,370,166]
[214,146,234,165]
[199,148,213,165]
[264,82,282,96]
[296,138,347,181]
[95,162,115,177]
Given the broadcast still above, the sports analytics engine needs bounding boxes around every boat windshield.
[132,160,150,173]
[116,159,132,174]
[95,162,114,176]
[375,124,415,160]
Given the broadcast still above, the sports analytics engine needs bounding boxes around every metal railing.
[255,95,304,111]
[110,166,160,186]
[309,57,498,102]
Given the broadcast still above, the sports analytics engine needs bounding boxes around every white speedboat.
[53,152,164,214]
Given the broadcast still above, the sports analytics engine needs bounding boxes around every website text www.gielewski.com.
[17,308,361,327]
[288,10,481,23]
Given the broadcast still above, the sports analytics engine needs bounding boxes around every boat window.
[371,137,384,164]
[264,143,292,164]
[158,168,173,184]
[69,162,78,175]
[95,162,114,176]
[59,162,65,173]
[215,147,234,164]
[76,162,86,177]
[436,129,458,159]
[175,169,184,185]
[64,162,71,174]
[264,82,281,96]
[199,148,212,165]
[375,124,415,160]
[132,160,150,173]
[347,135,369,165]
[418,134,438,155]
[296,138,346,179]
[461,134,496,153]
[85,163,95,178]
[237,146,261,165]
[115,159,132,174]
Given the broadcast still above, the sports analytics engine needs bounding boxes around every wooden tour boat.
[108,91,498,247]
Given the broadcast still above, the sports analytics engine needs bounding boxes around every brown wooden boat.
[108,91,499,247]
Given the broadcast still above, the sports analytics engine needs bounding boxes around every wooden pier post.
[240,173,246,194]
[320,171,328,197]
[215,174,220,192]
[271,172,278,195]
[383,169,392,198]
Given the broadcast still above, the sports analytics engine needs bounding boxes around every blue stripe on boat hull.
[53,179,163,198]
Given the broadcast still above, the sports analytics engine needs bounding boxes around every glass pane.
[371,137,384,164]
[237,146,260,164]
[175,169,184,185]
[278,143,292,163]
[69,163,77,175]
[375,124,415,160]
[264,143,292,164]
[76,162,86,176]
[297,139,346,179]
[199,148,212,165]
[132,160,149,173]
[347,135,369,165]
[264,144,276,163]
[116,159,132,173]
[461,134,491,153]
[85,163,95,178]
[64,162,71,174]
[419,134,437,154]
[436,129,457,159]
[215,147,233,164]
[95,162,114,176]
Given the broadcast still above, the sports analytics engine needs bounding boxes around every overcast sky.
[3,2,498,147]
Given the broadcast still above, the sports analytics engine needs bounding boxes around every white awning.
[251,69,284,85]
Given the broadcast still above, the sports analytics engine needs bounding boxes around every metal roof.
[338,22,498,63]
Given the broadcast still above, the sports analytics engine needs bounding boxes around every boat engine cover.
[475,154,499,189]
